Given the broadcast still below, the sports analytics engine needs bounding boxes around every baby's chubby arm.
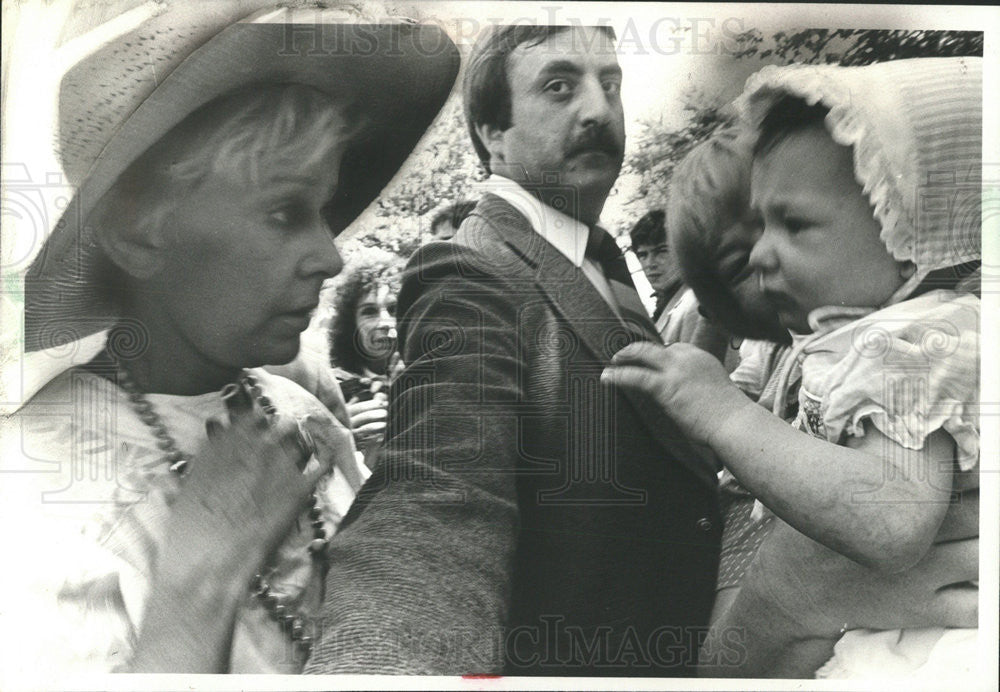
[603,342,953,572]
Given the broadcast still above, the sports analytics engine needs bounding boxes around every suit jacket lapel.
[465,195,658,361]
[459,196,718,488]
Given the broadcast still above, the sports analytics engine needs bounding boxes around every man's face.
[633,241,677,294]
[486,27,626,221]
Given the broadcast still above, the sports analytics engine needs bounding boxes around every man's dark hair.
[754,94,831,159]
[629,209,667,252]
[432,199,478,231]
[463,25,616,173]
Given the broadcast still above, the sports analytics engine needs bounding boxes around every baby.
[607,57,982,679]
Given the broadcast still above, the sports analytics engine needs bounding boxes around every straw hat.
[24,2,459,353]
[736,57,982,304]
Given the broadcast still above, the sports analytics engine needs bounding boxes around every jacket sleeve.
[303,241,522,674]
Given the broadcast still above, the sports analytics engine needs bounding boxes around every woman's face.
[354,283,397,366]
[152,152,344,370]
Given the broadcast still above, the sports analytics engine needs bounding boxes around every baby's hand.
[602,341,750,447]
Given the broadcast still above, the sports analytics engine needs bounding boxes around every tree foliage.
[732,28,983,67]
[619,89,735,217]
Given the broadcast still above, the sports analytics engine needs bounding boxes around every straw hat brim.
[24,19,459,353]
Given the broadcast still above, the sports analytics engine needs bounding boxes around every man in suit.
[306,25,721,676]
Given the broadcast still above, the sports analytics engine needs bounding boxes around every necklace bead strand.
[113,362,321,658]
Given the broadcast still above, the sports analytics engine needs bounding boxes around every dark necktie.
[585,225,656,331]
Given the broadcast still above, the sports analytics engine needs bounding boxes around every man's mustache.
[567,127,623,159]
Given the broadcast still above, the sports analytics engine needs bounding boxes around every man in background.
[629,209,697,344]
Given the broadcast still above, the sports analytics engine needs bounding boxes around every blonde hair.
[95,84,357,252]
[165,83,357,189]
[90,84,357,301]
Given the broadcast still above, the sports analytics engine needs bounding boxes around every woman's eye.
[268,202,307,228]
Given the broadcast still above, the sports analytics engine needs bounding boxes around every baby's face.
[749,123,905,333]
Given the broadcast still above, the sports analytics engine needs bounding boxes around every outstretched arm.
[303,245,521,674]
[603,342,953,572]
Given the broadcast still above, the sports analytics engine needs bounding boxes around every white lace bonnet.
[737,57,982,303]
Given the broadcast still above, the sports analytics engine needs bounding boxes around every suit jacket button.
[696,517,713,532]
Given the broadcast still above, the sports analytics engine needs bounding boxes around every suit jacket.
[305,194,721,676]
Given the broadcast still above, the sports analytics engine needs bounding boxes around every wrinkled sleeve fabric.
[304,240,522,674]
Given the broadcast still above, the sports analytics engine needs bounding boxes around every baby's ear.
[91,193,167,281]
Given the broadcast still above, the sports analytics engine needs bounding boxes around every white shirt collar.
[480,174,590,268]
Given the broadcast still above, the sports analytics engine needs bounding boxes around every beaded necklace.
[114,363,327,658]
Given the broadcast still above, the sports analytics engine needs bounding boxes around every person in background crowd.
[629,209,711,352]
[628,210,686,328]
[326,247,404,469]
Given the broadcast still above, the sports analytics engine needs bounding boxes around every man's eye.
[544,79,572,95]
[603,79,621,96]
[386,302,397,317]
[784,217,808,233]
[358,307,377,318]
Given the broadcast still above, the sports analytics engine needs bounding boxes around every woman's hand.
[701,519,979,678]
[602,341,752,447]
[346,394,388,449]
[131,382,335,672]
[161,384,331,579]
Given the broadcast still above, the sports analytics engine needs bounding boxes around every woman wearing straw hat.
[4,3,457,675]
